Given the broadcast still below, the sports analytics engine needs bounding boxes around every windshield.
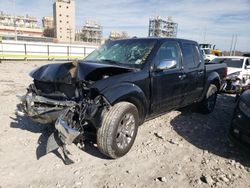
[84,39,156,66]
[210,58,244,68]
[203,49,212,55]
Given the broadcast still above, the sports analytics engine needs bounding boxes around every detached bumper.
[55,113,81,145]
[19,93,76,124]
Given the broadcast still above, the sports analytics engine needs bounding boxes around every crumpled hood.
[30,61,134,84]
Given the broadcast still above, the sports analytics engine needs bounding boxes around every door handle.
[178,74,187,80]
[198,71,204,75]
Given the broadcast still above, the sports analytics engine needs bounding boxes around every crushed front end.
[18,61,111,164]
[19,84,77,124]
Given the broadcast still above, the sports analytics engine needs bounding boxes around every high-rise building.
[53,0,75,42]
[148,16,178,38]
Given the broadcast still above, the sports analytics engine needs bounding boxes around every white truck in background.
[210,56,250,93]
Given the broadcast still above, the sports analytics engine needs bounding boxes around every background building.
[148,16,178,38]
[109,31,128,40]
[53,0,75,42]
[76,20,102,44]
[42,16,54,38]
[0,11,42,38]
[42,16,54,28]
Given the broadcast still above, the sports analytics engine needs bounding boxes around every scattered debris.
[200,175,214,186]
[74,181,82,187]
[219,175,229,183]
[154,132,165,140]
[155,177,167,183]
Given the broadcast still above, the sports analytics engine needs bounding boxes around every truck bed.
[205,62,227,80]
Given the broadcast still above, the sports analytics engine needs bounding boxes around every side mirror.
[156,60,177,71]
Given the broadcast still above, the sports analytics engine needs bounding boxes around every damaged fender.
[99,82,148,124]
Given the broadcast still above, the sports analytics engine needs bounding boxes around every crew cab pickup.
[20,38,227,162]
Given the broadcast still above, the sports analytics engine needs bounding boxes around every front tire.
[198,84,218,114]
[97,102,139,159]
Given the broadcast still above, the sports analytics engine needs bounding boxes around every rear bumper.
[19,93,76,124]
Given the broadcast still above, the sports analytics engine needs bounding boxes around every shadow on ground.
[10,111,108,163]
[10,114,68,163]
[171,94,250,167]
[10,114,44,134]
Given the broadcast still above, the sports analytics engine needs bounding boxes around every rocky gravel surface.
[0,61,250,188]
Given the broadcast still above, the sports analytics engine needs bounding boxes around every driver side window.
[155,42,181,69]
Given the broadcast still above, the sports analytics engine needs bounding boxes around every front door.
[151,41,186,114]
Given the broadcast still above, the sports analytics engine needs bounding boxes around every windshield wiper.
[100,59,121,65]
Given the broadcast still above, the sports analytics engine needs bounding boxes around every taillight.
[223,67,228,80]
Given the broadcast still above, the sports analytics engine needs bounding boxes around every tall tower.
[148,16,178,38]
[53,0,75,42]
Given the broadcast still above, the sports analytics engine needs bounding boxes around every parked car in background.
[210,56,250,94]
[229,89,250,151]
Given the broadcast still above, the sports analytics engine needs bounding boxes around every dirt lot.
[0,61,250,188]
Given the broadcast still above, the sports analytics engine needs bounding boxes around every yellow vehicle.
[199,43,222,56]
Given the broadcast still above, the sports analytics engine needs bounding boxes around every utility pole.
[13,0,17,40]
[233,35,238,56]
[229,34,234,56]
[67,27,72,58]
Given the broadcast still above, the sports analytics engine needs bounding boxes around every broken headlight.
[227,72,240,80]
[239,100,250,118]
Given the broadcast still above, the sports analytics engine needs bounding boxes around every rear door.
[245,58,250,81]
[180,42,205,105]
[151,41,186,113]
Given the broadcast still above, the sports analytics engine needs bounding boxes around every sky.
[1,0,250,51]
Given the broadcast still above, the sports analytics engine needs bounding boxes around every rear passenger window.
[193,46,201,65]
[246,59,249,66]
[155,42,181,69]
[182,43,201,69]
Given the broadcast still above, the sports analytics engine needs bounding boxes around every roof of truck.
[114,37,198,44]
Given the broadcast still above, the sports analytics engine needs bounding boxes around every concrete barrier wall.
[0,40,99,60]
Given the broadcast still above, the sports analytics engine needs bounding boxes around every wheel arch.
[100,83,148,124]
[201,72,221,100]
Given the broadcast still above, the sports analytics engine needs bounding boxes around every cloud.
[0,0,249,51]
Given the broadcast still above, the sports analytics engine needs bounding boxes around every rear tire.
[97,102,139,159]
[198,84,218,114]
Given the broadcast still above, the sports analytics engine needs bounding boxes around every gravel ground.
[0,61,250,188]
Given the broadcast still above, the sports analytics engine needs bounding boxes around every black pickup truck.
[20,38,227,161]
